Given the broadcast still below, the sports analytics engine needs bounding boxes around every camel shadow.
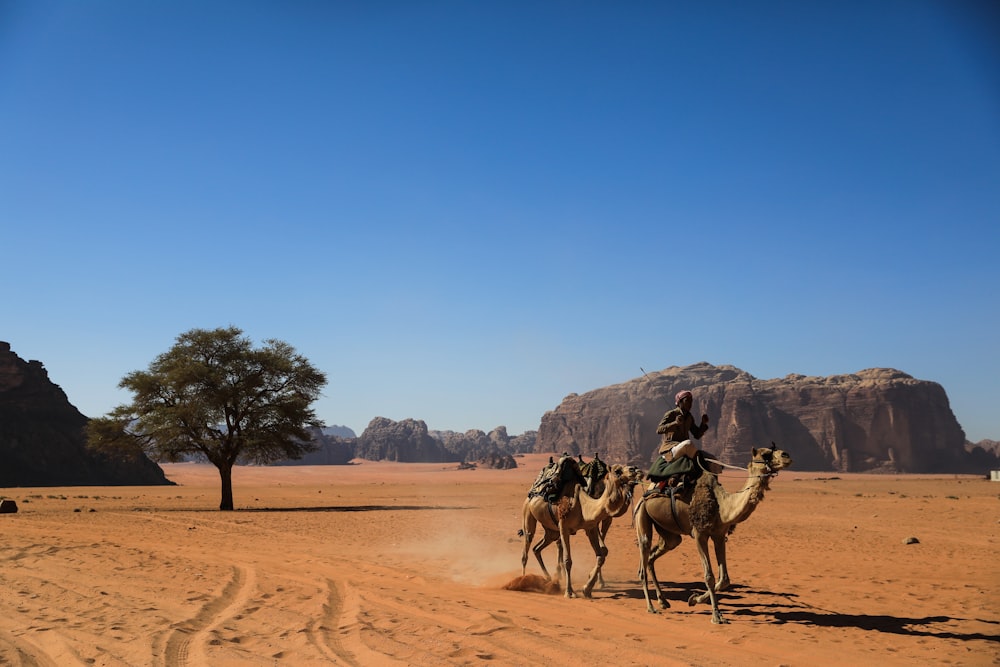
[598,580,712,603]
[722,585,1000,643]
[612,581,1000,644]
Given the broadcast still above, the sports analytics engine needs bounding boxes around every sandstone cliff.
[536,362,984,473]
[0,342,172,486]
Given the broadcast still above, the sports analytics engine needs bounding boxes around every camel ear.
[752,447,758,457]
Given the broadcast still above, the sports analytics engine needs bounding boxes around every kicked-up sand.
[0,453,996,666]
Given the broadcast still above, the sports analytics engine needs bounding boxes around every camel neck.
[719,469,768,525]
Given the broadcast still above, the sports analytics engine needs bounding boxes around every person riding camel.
[647,389,711,492]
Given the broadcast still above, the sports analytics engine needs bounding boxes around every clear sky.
[2,1,998,441]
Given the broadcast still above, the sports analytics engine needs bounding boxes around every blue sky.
[2,1,998,441]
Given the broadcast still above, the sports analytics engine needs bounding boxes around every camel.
[634,444,793,623]
[518,454,588,584]
[521,462,644,598]
[592,470,642,589]
[518,453,612,585]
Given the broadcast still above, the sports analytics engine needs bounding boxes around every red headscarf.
[675,390,693,405]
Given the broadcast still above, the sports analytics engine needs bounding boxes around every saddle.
[527,454,585,502]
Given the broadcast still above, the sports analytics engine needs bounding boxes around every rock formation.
[355,417,459,463]
[476,453,518,469]
[269,420,537,466]
[432,425,537,461]
[0,342,172,486]
[537,362,987,473]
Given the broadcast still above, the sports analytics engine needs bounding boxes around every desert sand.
[0,453,996,666]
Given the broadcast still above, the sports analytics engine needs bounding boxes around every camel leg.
[581,527,606,598]
[597,517,612,588]
[531,530,557,581]
[647,532,681,581]
[689,532,727,624]
[521,513,536,576]
[712,535,730,592]
[647,526,680,611]
[634,502,662,613]
[559,524,575,598]
[554,533,565,581]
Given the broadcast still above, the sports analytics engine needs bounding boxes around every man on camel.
[647,389,711,493]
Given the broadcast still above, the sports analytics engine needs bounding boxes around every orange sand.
[0,453,996,666]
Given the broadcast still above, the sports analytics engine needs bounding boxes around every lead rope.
[697,455,776,493]
[701,457,746,473]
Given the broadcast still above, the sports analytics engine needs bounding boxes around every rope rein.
[697,454,777,488]
[702,457,746,472]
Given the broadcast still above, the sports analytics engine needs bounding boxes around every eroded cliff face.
[537,362,972,473]
[0,342,171,486]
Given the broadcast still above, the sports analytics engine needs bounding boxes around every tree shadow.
[158,504,476,513]
[242,505,475,513]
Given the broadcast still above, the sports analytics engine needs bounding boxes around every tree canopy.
[87,326,327,510]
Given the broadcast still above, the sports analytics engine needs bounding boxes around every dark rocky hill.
[537,362,994,473]
[0,342,172,486]
[270,427,354,466]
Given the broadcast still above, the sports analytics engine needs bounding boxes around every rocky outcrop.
[355,417,460,463]
[969,439,1000,457]
[0,342,172,486]
[537,362,987,473]
[476,453,518,470]
[431,425,537,462]
[965,439,1000,472]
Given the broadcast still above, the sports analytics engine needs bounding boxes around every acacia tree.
[87,326,327,510]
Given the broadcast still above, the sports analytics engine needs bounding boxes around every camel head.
[555,454,587,488]
[610,463,645,487]
[749,444,793,488]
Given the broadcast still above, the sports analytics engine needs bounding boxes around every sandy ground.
[0,453,996,666]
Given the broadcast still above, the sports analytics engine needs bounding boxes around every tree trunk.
[217,463,235,511]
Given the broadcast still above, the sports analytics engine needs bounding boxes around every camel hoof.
[687,593,700,607]
[711,615,728,625]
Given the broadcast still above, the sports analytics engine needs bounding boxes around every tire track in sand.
[153,564,254,667]
[0,632,61,667]
[306,578,407,666]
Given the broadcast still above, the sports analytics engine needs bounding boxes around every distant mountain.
[0,342,173,486]
[321,425,356,439]
[271,427,354,466]
[272,419,537,467]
